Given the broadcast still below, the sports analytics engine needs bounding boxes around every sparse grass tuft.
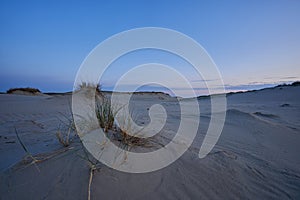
[56,111,76,147]
[56,126,72,147]
[116,116,148,147]
[96,98,115,132]
[110,108,149,148]
[76,82,102,94]
[119,131,148,147]
[94,95,148,147]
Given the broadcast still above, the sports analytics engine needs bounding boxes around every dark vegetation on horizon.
[290,81,300,86]
[7,87,41,94]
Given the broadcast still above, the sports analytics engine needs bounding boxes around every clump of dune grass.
[74,82,115,133]
[76,82,102,94]
[75,83,151,150]
[76,82,150,146]
[96,98,115,133]
[95,96,148,147]
[7,87,41,94]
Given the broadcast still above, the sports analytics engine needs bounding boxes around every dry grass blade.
[14,127,40,172]
[76,139,101,200]
[88,164,96,200]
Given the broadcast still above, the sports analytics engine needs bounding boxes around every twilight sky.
[0,0,300,96]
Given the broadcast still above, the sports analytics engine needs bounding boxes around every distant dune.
[6,87,48,96]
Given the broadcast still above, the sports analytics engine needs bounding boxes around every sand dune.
[0,85,299,199]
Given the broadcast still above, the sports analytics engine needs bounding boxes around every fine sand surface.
[0,85,300,199]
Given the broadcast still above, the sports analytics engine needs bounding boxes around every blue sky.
[0,0,299,95]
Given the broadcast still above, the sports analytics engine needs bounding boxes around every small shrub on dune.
[291,81,300,86]
[7,87,41,94]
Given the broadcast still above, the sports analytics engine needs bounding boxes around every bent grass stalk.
[14,127,40,172]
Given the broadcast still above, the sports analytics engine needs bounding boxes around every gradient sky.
[1,0,300,96]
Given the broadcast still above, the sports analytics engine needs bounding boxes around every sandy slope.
[0,86,299,199]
